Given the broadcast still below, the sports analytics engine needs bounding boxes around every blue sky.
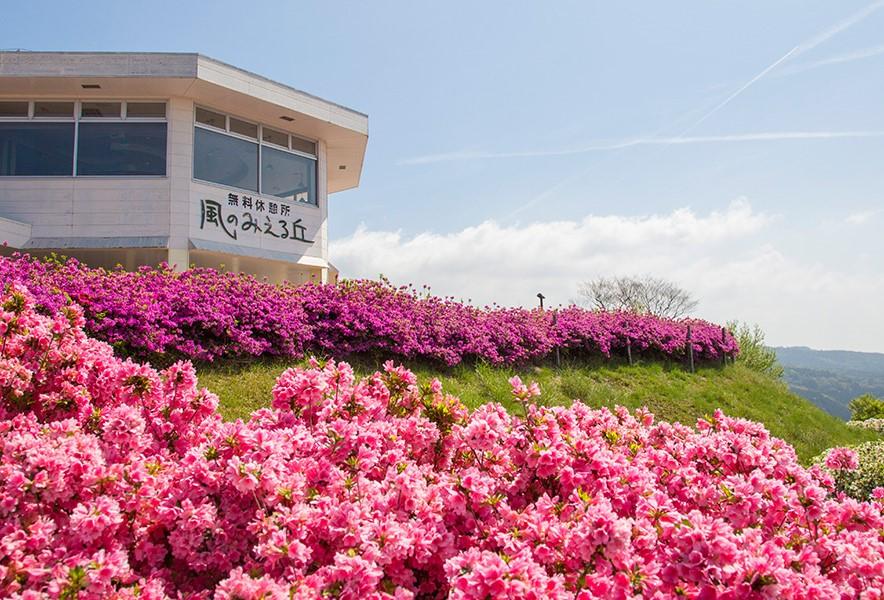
[3,1,884,351]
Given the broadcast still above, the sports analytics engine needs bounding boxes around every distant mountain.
[773,346,884,419]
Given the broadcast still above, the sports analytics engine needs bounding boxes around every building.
[0,51,368,284]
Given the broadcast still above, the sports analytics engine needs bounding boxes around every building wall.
[0,94,329,274]
[0,215,30,247]
[184,100,328,264]
[168,96,193,263]
[0,171,172,242]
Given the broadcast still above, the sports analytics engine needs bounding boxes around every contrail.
[399,131,884,165]
[792,0,884,58]
[401,1,884,168]
[779,43,884,76]
[678,0,884,135]
[401,2,884,223]
[680,48,799,135]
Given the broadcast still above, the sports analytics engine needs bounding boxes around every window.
[193,126,258,192]
[291,136,317,156]
[81,102,122,118]
[0,102,29,118]
[261,127,289,148]
[0,122,75,176]
[229,117,258,139]
[195,107,225,129]
[0,100,167,177]
[262,145,316,203]
[33,102,74,118]
[77,122,167,176]
[126,102,166,118]
[192,106,318,204]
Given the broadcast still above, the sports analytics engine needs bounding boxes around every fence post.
[553,310,561,368]
[627,339,633,366]
[721,326,727,367]
[687,325,695,373]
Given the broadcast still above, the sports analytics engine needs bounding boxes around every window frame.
[192,125,260,194]
[192,104,319,207]
[0,121,77,177]
[0,100,168,178]
[0,101,31,118]
[260,143,317,205]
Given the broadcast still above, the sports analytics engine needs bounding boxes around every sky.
[2,1,884,352]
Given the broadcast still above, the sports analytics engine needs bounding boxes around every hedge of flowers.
[848,419,884,434]
[0,252,738,365]
[2,283,883,599]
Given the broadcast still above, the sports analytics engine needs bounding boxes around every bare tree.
[576,276,698,319]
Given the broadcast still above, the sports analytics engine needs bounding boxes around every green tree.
[727,321,784,379]
[849,393,884,421]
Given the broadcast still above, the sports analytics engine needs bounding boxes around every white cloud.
[845,209,882,225]
[331,201,884,352]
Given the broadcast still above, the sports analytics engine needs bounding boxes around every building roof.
[0,51,368,193]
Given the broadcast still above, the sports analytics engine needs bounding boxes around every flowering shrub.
[0,252,737,365]
[848,419,884,434]
[824,447,860,471]
[1,284,883,598]
[815,442,884,502]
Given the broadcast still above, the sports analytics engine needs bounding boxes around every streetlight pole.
[536,293,545,310]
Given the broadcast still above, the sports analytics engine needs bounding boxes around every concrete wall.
[168,96,193,259]
[189,249,323,285]
[0,215,30,247]
[0,174,172,241]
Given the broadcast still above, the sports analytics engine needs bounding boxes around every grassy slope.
[195,358,879,463]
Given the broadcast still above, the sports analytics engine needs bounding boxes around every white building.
[0,51,368,284]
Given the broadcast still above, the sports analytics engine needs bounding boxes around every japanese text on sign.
[200,195,314,244]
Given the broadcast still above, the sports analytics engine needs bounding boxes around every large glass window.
[77,122,167,176]
[193,126,258,192]
[261,146,316,204]
[193,106,318,205]
[0,100,167,178]
[0,122,75,176]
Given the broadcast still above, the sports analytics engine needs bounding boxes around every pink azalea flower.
[825,447,860,471]
[0,283,881,598]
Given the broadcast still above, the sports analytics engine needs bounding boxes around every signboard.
[190,184,322,257]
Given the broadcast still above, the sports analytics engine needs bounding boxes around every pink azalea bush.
[815,443,884,503]
[825,448,861,472]
[2,283,883,599]
[0,252,737,365]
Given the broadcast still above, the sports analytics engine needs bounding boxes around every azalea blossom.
[0,253,738,366]
[0,284,881,598]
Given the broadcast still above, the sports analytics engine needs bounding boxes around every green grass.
[194,356,879,463]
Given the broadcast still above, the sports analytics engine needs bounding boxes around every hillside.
[1,254,874,462]
[774,346,884,418]
[196,358,878,463]
[776,346,884,373]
